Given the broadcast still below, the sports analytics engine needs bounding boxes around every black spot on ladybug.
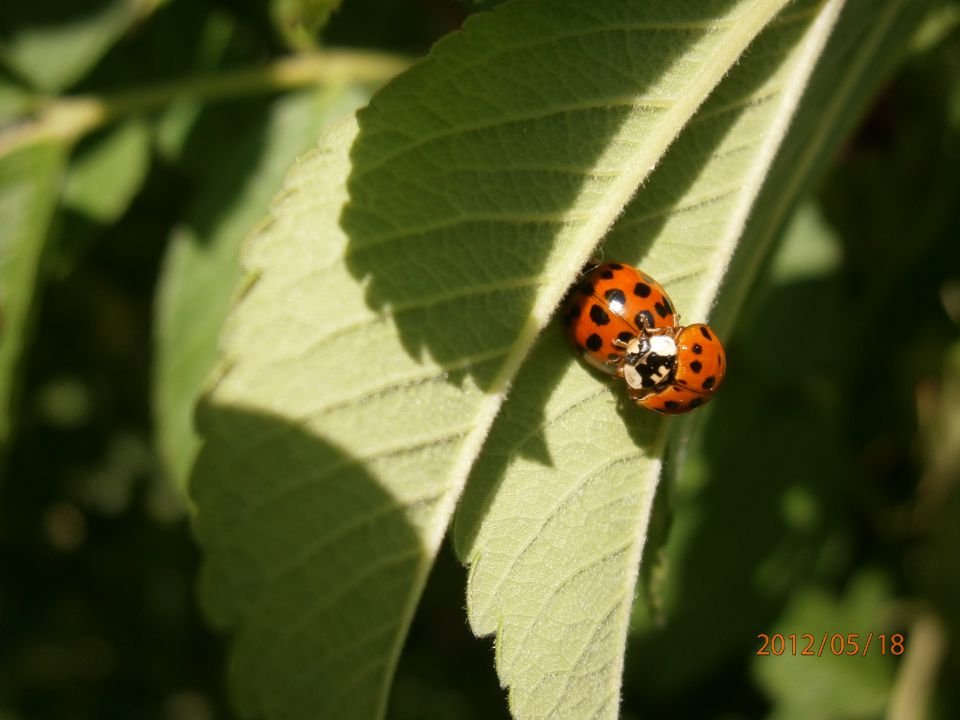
[604,288,626,308]
[678,378,687,385]
[586,334,602,351]
[702,376,716,390]
[690,361,703,373]
[600,270,614,279]
[563,304,580,327]
[608,263,623,270]
[718,353,723,366]
[700,326,713,341]
[635,310,654,329]
[689,398,703,409]
[578,281,594,296]
[633,282,651,298]
[589,304,610,325]
[664,401,679,410]
[692,343,702,354]
[617,331,633,344]
[607,352,620,361]
[654,295,671,318]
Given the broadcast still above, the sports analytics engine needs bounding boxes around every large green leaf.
[153,85,368,495]
[0,140,65,459]
[191,1,795,717]
[452,3,849,717]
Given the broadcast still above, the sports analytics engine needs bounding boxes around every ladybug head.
[620,333,677,396]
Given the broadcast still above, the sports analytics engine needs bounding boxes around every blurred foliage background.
[1,1,959,718]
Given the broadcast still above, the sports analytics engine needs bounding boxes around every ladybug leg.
[578,258,602,278]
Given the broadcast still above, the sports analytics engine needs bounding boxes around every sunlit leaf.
[453,3,849,717]
[191,1,795,717]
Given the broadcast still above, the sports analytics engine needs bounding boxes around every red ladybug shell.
[563,262,678,374]
[637,324,726,415]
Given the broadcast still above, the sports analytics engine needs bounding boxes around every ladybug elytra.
[563,262,725,415]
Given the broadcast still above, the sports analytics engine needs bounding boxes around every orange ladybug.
[564,262,725,414]
[562,262,678,374]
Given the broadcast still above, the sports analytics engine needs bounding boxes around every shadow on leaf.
[340,0,715,389]
[190,404,426,719]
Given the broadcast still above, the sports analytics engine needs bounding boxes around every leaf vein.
[478,447,645,623]
[352,96,676,182]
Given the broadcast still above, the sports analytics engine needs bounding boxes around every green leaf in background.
[712,0,935,333]
[62,119,150,223]
[191,1,796,717]
[271,0,343,49]
[453,3,846,717]
[0,0,160,92]
[752,572,898,720]
[153,84,369,496]
[0,140,65,459]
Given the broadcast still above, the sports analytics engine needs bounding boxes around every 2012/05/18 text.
[755,632,905,657]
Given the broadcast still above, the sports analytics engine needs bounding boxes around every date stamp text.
[756,632,905,657]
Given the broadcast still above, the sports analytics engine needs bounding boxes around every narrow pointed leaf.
[0,140,65,460]
[191,1,795,718]
[453,2,849,718]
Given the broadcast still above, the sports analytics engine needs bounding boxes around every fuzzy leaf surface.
[191,1,795,718]
[453,2,848,718]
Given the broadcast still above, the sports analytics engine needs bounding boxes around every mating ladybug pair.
[563,262,726,415]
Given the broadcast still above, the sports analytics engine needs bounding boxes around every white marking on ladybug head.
[648,334,676,358]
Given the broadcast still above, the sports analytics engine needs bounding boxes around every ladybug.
[561,262,678,374]
[616,323,725,414]
[563,261,725,414]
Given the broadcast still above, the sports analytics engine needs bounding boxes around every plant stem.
[0,49,411,157]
